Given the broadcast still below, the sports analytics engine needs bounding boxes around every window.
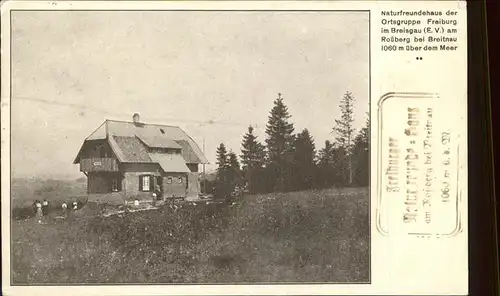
[178,177,183,184]
[139,175,151,192]
[160,128,165,134]
[110,175,121,192]
[167,177,173,184]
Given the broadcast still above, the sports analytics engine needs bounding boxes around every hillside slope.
[12,187,369,284]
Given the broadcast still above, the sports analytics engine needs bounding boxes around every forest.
[205,91,370,198]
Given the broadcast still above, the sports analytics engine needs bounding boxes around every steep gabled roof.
[74,119,209,165]
[136,133,182,150]
[85,121,107,140]
[111,136,152,163]
[175,139,203,164]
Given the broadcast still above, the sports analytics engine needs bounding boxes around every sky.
[10,10,369,180]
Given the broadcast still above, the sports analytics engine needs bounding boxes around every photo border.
[5,6,372,287]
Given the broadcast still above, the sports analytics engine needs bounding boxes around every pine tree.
[215,143,230,199]
[317,140,345,188]
[240,126,266,193]
[352,114,370,186]
[358,114,369,143]
[292,129,316,190]
[227,150,242,188]
[333,91,356,185]
[241,126,266,170]
[216,143,228,176]
[265,93,295,192]
[317,140,333,188]
[317,140,334,167]
[228,151,241,172]
[331,145,349,187]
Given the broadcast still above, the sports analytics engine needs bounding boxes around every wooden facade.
[74,119,208,204]
[87,172,122,193]
[80,158,119,172]
[78,144,202,203]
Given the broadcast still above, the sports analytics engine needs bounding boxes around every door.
[156,176,163,200]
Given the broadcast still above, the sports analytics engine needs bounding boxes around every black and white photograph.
[8,9,370,284]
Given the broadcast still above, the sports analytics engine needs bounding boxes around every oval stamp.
[376,92,464,237]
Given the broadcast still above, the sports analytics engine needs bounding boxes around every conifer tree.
[215,143,230,198]
[265,93,295,192]
[292,129,316,190]
[317,140,345,187]
[352,114,370,186]
[317,140,334,188]
[240,126,266,193]
[317,140,334,167]
[216,143,228,175]
[333,91,356,185]
[227,150,242,188]
[228,151,241,172]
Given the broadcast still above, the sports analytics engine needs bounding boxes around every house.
[73,113,209,204]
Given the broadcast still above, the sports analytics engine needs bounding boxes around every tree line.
[204,91,369,198]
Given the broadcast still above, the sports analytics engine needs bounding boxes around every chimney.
[133,113,140,124]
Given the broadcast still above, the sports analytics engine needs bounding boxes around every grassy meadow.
[11,178,87,219]
[11,184,370,284]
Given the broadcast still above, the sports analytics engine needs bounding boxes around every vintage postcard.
[1,1,468,295]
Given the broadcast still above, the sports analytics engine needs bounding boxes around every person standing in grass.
[35,200,43,223]
[42,199,49,216]
[61,201,68,218]
[32,199,40,216]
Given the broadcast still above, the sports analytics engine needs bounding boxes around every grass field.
[11,186,370,284]
[11,178,87,219]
